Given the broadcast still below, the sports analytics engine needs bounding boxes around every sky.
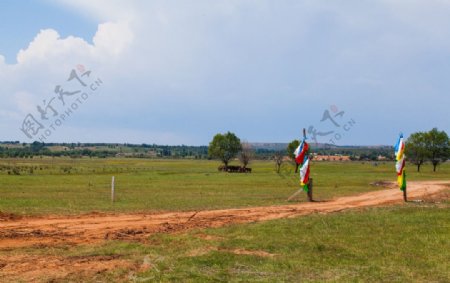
[0,0,449,146]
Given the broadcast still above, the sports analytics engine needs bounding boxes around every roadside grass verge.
[5,202,448,282]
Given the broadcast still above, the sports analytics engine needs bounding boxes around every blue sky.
[0,0,449,145]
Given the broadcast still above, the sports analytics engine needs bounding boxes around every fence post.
[111,176,115,203]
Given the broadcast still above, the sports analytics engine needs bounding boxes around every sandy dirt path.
[0,180,448,281]
[1,180,448,249]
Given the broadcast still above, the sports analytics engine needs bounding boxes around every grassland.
[128,204,450,282]
[4,203,447,282]
[0,158,449,215]
[1,158,449,282]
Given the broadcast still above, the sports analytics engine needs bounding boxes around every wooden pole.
[303,128,312,202]
[111,176,115,203]
[307,178,313,202]
[403,187,407,202]
[403,171,407,202]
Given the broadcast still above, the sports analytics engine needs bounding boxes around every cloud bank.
[1,0,449,144]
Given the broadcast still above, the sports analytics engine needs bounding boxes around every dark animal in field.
[218,165,252,173]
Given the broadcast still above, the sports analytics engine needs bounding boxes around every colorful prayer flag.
[294,139,309,165]
[299,156,310,192]
[394,134,407,191]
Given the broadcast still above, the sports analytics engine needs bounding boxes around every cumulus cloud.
[0,17,134,142]
[16,21,132,66]
[17,29,92,65]
[1,1,449,144]
[93,22,133,56]
[0,19,133,104]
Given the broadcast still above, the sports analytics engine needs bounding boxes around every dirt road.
[0,180,448,281]
[1,181,448,249]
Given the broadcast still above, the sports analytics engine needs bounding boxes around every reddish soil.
[0,180,448,281]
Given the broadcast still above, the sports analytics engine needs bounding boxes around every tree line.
[1,128,448,170]
[207,128,449,173]
[406,128,449,172]
[0,142,209,159]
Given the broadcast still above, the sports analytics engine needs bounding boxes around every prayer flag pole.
[288,128,313,202]
[394,133,407,202]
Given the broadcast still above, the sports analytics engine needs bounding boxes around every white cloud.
[0,18,134,142]
[93,22,134,56]
[1,1,449,144]
[15,21,132,66]
[13,91,38,115]
[0,55,5,82]
[17,29,92,65]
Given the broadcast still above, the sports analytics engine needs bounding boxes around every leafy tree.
[406,132,429,172]
[239,141,254,169]
[286,139,300,173]
[30,141,45,153]
[208,132,242,168]
[425,128,449,172]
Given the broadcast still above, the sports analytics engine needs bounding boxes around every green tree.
[425,128,449,172]
[208,132,242,168]
[238,141,254,169]
[30,141,45,153]
[286,140,300,173]
[406,132,429,172]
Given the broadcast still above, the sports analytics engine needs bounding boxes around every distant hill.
[248,142,388,151]
[249,143,289,151]
[0,141,393,161]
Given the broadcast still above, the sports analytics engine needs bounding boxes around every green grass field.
[1,158,449,282]
[0,158,449,215]
[6,203,448,282]
[128,204,450,282]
